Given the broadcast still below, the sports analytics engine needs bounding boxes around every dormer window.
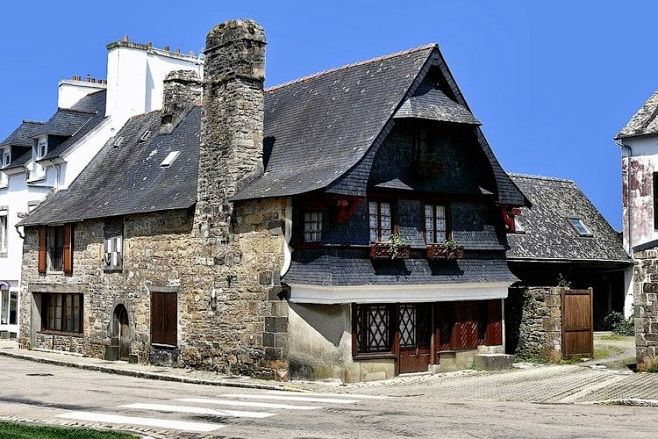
[36,138,47,159]
[303,211,323,243]
[369,201,392,243]
[568,217,592,237]
[1,149,10,168]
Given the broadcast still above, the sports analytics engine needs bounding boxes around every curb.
[0,349,298,392]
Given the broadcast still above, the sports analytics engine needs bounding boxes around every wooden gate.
[561,288,593,359]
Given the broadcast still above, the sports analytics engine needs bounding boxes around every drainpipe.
[616,138,633,253]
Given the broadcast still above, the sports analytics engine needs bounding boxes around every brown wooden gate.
[561,288,593,359]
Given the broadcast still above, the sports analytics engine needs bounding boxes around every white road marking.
[217,393,358,404]
[262,390,391,400]
[57,411,223,432]
[179,397,321,410]
[122,402,274,419]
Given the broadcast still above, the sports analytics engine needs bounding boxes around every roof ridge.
[57,107,97,115]
[22,120,45,125]
[509,172,575,184]
[266,43,437,92]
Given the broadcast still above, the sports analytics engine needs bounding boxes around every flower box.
[426,244,464,260]
[370,243,411,260]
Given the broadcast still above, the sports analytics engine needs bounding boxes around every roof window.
[568,217,592,237]
[113,136,125,147]
[139,130,152,143]
[160,151,180,168]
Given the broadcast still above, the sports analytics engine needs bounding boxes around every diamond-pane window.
[356,304,392,354]
[303,211,323,242]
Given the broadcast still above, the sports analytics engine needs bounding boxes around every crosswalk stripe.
[179,397,322,410]
[262,390,391,400]
[217,393,358,404]
[57,411,223,432]
[122,402,274,418]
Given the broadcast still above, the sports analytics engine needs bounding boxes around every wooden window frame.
[150,290,178,347]
[41,293,83,334]
[38,225,73,275]
[423,203,449,244]
[368,200,394,243]
[302,211,323,243]
[352,303,396,358]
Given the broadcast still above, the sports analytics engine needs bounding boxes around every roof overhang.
[287,281,510,304]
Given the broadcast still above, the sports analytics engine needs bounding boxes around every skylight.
[568,217,592,237]
[113,136,125,147]
[160,151,181,168]
[139,130,152,142]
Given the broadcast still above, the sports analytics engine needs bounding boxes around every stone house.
[0,40,201,340]
[18,19,529,382]
[616,91,658,370]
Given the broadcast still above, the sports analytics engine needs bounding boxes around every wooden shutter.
[62,224,73,275]
[151,292,178,346]
[38,227,47,274]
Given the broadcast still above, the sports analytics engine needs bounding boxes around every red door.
[398,304,432,374]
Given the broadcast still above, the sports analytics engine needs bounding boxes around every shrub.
[603,311,634,336]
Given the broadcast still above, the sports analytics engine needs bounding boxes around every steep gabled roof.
[234,45,526,206]
[19,107,200,226]
[506,174,630,263]
[0,120,44,148]
[616,90,658,140]
[31,108,95,138]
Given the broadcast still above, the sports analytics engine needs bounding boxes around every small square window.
[36,139,47,159]
[303,211,323,243]
[2,149,10,168]
[568,217,592,237]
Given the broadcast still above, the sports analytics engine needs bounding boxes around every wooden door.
[398,304,431,374]
[562,289,593,359]
[118,306,130,361]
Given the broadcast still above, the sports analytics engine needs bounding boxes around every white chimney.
[57,77,107,109]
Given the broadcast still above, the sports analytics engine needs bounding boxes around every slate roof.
[41,91,107,161]
[31,109,95,138]
[283,249,517,286]
[506,174,630,263]
[0,121,44,148]
[394,80,480,125]
[19,106,200,226]
[616,91,658,139]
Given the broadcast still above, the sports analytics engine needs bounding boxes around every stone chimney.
[161,70,202,132]
[195,19,266,241]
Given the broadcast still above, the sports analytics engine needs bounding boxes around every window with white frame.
[1,149,10,168]
[424,204,447,243]
[103,219,123,271]
[369,201,392,243]
[303,211,323,243]
[36,138,47,159]
[0,210,8,256]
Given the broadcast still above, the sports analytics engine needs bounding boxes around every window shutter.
[62,224,73,275]
[38,227,47,274]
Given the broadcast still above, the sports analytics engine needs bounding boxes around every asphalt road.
[0,357,656,438]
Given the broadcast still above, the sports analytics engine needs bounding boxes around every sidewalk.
[0,340,303,392]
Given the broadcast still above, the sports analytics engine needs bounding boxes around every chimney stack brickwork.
[161,70,202,130]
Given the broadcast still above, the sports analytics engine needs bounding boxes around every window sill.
[38,330,83,337]
[352,352,396,361]
[103,267,123,273]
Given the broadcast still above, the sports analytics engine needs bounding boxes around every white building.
[0,40,202,338]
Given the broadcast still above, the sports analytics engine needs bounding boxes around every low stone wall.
[632,248,658,371]
[505,287,563,361]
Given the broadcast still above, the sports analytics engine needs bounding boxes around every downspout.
[616,139,632,253]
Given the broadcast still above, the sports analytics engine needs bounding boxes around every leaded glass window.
[303,211,323,243]
[424,204,447,243]
[369,201,392,243]
[356,304,392,354]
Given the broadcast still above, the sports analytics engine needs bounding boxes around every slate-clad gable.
[19,107,200,226]
[0,121,44,149]
[394,80,480,125]
[507,174,630,262]
[616,90,658,139]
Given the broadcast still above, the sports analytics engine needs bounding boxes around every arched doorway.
[112,304,130,361]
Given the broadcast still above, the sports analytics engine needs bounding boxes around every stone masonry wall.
[632,248,658,371]
[20,198,288,378]
[506,287,563,361]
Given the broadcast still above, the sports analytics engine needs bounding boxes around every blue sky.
[1,0,655,229]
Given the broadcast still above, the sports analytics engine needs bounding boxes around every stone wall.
[505,287,562,361]
[632,248,658,371]
[20,198,288,378]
